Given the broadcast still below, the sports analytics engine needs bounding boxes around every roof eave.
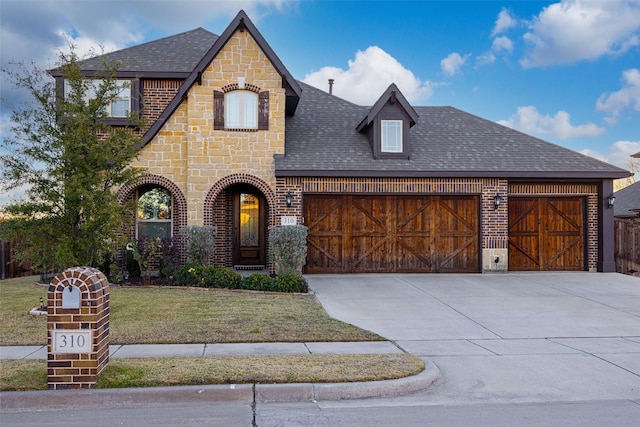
[274,168,631,179]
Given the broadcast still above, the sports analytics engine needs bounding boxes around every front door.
[233,191,265,266]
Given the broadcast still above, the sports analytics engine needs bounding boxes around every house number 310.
[52,330,92,354]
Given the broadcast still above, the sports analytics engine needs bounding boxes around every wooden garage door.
[304,195,479,273]
[508,197,585,271]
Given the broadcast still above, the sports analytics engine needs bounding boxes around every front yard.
[0,276,424,391]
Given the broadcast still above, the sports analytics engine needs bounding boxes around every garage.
[508,197,585,271]
[304,195,479,273]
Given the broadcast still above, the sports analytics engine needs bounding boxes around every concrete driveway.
[308,273,640,404]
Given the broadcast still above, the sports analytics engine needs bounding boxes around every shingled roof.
[614,181,640,218]
[277,82,629,179]
[51,28,219,78]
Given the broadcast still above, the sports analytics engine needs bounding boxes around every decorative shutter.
[213,90,224,129]
[258,91,269,130]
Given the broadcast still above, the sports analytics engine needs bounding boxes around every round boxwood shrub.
[208,266,241,289]
[272,273,308,293]
[240,273,274,291]
[175,263,205,286]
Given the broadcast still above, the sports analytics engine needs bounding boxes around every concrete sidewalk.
[0,341,441,410]
[0,341,403,360]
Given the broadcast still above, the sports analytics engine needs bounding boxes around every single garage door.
[508,197,585,271]
[304,195,479,273]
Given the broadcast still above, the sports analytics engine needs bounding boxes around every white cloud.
[498,105,606,140]
[580,140,640,168]
[492,8,518,36]
[521,0,640,68]
[478,8,517,69]
[303,46,435,105]
[492,36,514,53]
[596,68,640,124]
[440,52,470,76]
[54,29,136,60]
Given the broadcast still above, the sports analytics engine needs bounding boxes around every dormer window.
[381,120,403,153]
[357,83,419,160]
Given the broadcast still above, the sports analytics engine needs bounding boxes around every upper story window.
[64,79,131,118]
[214,88,269,131]
[137,187,172,240]
[381,120,403,153]
[225,90,258,129]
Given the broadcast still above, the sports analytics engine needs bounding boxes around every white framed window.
[136,187,172,240]
[64,79,131,118]
[225,90,258,128]
[381,120,403,153]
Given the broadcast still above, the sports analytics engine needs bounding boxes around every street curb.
[255,359,440,402]
[1,361,440,410]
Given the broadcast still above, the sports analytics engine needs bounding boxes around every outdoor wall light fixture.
[285,192,294,208]
[493,194,503,210]
[607,193,616,209]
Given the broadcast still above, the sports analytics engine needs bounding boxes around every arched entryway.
[204,175,276,269]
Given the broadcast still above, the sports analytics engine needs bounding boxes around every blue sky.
[1,1,640,203]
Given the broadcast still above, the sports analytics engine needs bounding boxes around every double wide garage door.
[304,195,479,273]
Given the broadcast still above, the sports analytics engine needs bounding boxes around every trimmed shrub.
[240,273,274,291]
[181,225,216,265]
[208,266,241,289]
[269,225,307,274]
[272,273,309,293]
[175,263,206,287]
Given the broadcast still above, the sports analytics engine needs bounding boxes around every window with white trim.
[137,187,172,240]
[64,79,131,118]
[225,90,258,129]
[381,120,403,153]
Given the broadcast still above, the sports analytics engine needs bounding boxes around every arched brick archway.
[117,175,188,261]
[203,174,276,269]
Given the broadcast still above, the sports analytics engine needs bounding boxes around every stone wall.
[130,29,285,227]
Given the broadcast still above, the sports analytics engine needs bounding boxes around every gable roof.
[356,83,419,131]
[142,10,301,145]
[277,82,630,179]
[613,181,640,218]
[50,28,219,78]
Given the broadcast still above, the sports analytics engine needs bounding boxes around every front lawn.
[0,276,382,345]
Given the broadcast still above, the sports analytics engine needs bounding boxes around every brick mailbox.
[47,267,110,389]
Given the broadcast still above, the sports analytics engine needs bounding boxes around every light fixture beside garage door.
[493,194,503,210]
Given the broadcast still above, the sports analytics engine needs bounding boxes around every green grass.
[0,354,425,391]
[0,276,382,345]
[0,276,424,392]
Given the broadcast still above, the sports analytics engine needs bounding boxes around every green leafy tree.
[0,47,143,272]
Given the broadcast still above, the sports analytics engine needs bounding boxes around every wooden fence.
[614,218,640,277]
[1,239,34,280]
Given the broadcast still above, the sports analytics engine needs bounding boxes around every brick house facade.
[53,11,629,274]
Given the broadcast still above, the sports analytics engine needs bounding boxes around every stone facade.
[130,30,285,227]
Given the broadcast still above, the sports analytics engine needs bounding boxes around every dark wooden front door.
[233,191,265,266]
[304,195,479,273]
[508,197,585,271]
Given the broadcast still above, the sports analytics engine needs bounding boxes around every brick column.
[481,178,509,272]
[47,267,110,389]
